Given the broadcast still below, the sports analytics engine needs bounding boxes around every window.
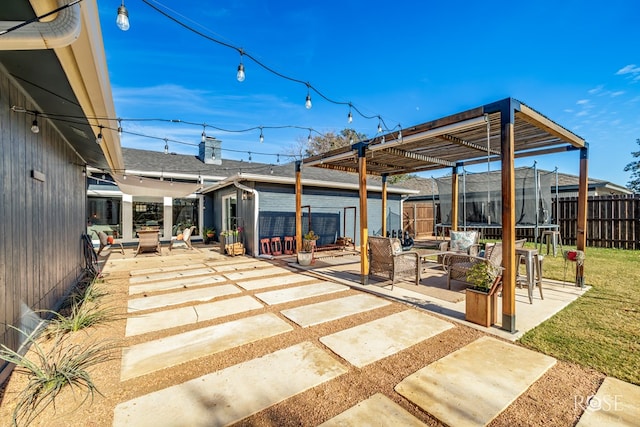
[173,198,199,236]
[87,196,122,238]
[133,199,164,237]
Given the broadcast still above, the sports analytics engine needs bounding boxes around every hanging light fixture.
[305,84,312,109]
[307,129,312,144]
[277,154,280,163]
[259,127,264,143]
[164,138,169,154]
[123,174,127,180]
[377,118,383,134]
[30,113,39,134]
[248,151,252,162]
[82,166,86,177]
[116,0,130,31]
[117,119,123,137]
[96,126,103,144]
[201,124,206,143]
[348,104,353,124]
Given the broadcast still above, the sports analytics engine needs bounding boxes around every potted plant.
[298,230,319,266]
[464,261,502,327]
[203,227,215,244]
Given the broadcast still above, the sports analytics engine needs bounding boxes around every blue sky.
[98,0,640,186]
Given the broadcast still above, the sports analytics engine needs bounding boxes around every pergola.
[295,97,588,333]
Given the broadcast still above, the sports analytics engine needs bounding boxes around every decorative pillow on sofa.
[449,231,478,252]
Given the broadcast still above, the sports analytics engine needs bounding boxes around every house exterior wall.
[0,71,86,382]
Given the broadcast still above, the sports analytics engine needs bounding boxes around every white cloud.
[588,85,604,94]
[616,64,640,75]
[576,99,589,105]
[576,111,589,117]
[564,109,574,113]
[611,91,625,97]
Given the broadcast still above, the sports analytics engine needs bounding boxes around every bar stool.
[283,236,295,255]
[260,238,271,255]
[516,247,544,304]
[271,237,283,255]
[539,230,563,257]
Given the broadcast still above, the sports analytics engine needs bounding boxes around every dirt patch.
[0,248,604,426]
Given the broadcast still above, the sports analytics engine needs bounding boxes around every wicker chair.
[445,239,527,289]
[368,236,420,289]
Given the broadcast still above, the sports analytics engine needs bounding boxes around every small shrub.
[0,327,115,426]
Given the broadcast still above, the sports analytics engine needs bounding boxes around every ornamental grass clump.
[0,327,115,426]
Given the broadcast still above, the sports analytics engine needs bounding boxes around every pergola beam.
[437,134,501,156]
[376,146,456,167]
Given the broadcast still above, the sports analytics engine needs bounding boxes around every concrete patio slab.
[114,342,348,426]
[576,377,640,427]
[204,256,258,267]
[223,265,293,281]
[235,273,318,291]
[127,284,241,312]
[120,313,292,381]
[128,275,227,295]
[254,281,348,305]
[318,393,427,426]
[125,295,263,336]
[129,267,215,284]
[129,263,208,276]
[281,294,391,328]
[395,336,556,427]
[320,309,453,367]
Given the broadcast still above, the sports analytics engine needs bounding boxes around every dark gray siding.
[256,182,403,248]
[1,71,86,382]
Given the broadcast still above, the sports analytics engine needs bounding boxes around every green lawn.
[518,245,640,385]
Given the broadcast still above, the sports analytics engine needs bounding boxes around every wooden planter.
[465,281,501,328]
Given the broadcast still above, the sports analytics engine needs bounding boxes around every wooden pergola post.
[295,161,302,254]
[358,145,369,285]
[451,164,460,232]
[500,104,517,333]
[381,175,388,237]
[576,145,589,286]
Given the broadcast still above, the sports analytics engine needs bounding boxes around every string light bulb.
[305,84,312,109]
[307,130,312,144]
[377,120,383,134]
[117,119,122,137]
[248,151,252,162]
[116,0,130,31]
[123,174,127,180]
[259,127,264,143]
[82,166,86,177]
[348,105,353,124]
[397,129,402,141]
[30,113,39,134]
[201,124,206,143]
[96,126,103,144]
[164,138,169,154]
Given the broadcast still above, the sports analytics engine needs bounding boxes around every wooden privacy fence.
[404,195,640,250]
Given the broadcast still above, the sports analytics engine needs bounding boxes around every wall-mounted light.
[31,113,39,134]
[116,0,130,31]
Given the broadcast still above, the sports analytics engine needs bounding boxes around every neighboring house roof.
[121,147,419,195]
[0,0,123,171]
[398,168,632,199]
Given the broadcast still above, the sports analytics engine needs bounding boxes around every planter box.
[225,242,245,256]
[465,288,498,327]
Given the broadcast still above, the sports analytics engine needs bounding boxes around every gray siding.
[1,71,86,381]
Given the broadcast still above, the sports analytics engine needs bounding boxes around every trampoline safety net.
[436,167,554,226]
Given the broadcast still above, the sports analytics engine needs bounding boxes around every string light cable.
[0,0,84,37]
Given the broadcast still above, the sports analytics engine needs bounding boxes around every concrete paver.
[128,275,226,295]
[129,267,215,283]
[319,393,427,426]
[395,336,557,427]
[127,284,241,312]
[223,265,294,281]
[120,313,293,381]
[320,309,454,367]
[129,263,208,276]
[576,377,640,427]
[254,281,348,305]
[235,273,318,291]
[114,342,348,427]
[211,260,274,272]
[125,295,263,336]
[281,294,391,328]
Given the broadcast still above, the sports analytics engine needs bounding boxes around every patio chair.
[368,235,420,289]
[96,231,124,256]
[440,230,480,256]
[135,229,162,256]
[169,226,196,251]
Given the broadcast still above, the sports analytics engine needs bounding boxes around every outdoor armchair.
[169,226,196,251]
[368,235,420,289]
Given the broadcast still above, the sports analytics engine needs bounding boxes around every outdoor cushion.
[449,231,478,252]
